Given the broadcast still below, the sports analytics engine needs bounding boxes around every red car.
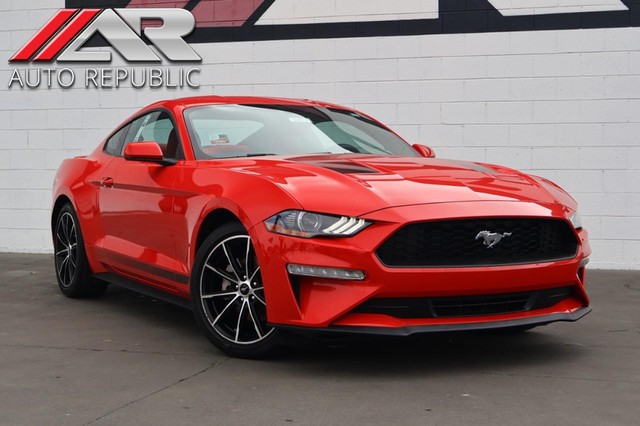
[52,96,591,358]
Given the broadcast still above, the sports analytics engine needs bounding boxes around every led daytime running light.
[287,264,365,281]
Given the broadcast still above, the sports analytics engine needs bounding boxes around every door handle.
[101,177,114,188]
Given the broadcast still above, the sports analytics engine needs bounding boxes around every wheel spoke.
[204,263,239,284]
[201,291,237,299]
[57,255,69,276]
[244,238,251,280]
[213,295,240,325]
[222,243,243,280]
[58,258,65,282]
[234,300,246,342]
[60,217,66,241]
[67,260,74,281]
[248,266,261,283]
[56,231,67,245]
[62,215,71,243]
[247,301,263,338]
[253,292,266,306]
[56,248,68,256]
[59,256,70,284]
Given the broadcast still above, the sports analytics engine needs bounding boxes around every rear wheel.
[54,203,108,298]
[191,222,280,358]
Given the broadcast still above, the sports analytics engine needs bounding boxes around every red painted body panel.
[52,96,591,333]
[98,157,184,293]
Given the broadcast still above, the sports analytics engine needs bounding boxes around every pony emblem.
[475,230,512,248]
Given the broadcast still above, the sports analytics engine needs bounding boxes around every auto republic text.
[8,67,201,89]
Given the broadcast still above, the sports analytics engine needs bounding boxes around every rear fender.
[52,152,114,271]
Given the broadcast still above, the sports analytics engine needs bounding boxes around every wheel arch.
[188,177,302,264]
[193,207,244,258]
[51,194,74,236]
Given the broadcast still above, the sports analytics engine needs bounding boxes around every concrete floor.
[0,253,639,426]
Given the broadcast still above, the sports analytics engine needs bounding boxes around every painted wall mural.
[66,0,640,43]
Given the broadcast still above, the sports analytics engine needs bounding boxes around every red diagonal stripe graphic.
[9,9,78,62]
[34,9,101,62]
[125,1,191,29]
[125,0,266,28]
[191,0,265,27]
[126,1,190,8]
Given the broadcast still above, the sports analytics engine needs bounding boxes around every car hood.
[224,154,575,217]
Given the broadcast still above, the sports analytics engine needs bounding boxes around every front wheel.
[191,222,280,358]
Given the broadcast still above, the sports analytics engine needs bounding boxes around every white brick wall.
[0,2,639,269]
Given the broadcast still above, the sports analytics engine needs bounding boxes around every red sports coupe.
[52,96,591,357]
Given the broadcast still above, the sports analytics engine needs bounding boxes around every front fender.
[173,164,303,272]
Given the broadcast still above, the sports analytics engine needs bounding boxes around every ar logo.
[10,8,202,63]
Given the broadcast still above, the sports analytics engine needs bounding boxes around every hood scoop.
[300,160,380,175]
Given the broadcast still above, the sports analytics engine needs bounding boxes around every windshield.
[183,104,418,159]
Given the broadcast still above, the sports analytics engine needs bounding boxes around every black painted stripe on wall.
[67,0,130,7]
[66,0,640,44]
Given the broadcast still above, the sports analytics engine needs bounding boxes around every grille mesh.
[353,286,575,318]
[376,218,578,267]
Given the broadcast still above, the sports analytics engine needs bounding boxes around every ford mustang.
[52,96,591,358]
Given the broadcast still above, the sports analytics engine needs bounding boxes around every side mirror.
[123,142,176,165]
[412,144,436,158]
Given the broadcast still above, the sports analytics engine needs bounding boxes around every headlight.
[265,210,371,238]
[569,211,582,229]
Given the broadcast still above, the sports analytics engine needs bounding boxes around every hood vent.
[302,160,380,175]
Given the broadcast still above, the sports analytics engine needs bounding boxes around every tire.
[191,222,280,358]
[53,203,108,298]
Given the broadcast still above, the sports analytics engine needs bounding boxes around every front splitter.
[272,307,592,337]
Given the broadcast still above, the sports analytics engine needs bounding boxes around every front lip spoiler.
[273,307,592,337]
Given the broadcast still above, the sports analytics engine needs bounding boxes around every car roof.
[146,96,351,111]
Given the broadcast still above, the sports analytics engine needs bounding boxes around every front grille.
[376,218,578,267]
[353,286,574,318]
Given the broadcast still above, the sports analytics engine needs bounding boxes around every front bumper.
[249,201,591,332]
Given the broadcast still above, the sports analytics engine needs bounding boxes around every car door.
[98,110,186,291]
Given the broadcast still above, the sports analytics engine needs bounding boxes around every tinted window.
[103,124,130,156]
[121,111,180,159]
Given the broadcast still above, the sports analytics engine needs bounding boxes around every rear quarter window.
[103,124,130,156]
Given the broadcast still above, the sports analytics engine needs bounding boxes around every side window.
[103,124,130,156]
[121,111,180,159]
